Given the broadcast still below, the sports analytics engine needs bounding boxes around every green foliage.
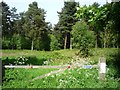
[2,1,120,50]
[1,1,51,50]
[2,49,76,65]
[3,68,119,88]
[72,21,95,57]
[2,55,48,65]
[88,48,118,65]
[75,2,120,48]
[1,1,11,37]
[14,56,28,65]
[111,2,120,47]
[2,48,118,66]
[2,49,120,88]
[2,39,11,49]
[11,34,21,50]
[50,34,60,51]
[21,37,31,49]
[54,1,78,49]
[23,1,50,50]
[2,68,57,88]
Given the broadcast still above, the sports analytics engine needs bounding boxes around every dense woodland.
[1,1,120,56]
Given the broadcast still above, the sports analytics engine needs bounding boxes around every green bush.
[72,21,95,57]
[12,34,22,50]
[50,34,60,51]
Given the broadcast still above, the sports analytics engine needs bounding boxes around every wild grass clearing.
[2,48,120,88]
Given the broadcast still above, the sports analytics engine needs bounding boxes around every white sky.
[1,0,111,26]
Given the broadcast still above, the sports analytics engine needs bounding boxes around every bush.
[72,21,95,57]
[50,34,60,51]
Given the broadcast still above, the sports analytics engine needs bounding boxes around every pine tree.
[54,1,78,49]
[1,1,11,38]
[23,1,50,50]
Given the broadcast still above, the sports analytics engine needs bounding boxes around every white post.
[99,57,106,80]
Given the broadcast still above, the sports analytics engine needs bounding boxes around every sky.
[2,0,111,26]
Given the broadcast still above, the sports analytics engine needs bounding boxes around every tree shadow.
[113,49,120,78]
[26,56,47,65]
[106,49,120,78]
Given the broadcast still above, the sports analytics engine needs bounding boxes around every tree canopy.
[1,1,120,55]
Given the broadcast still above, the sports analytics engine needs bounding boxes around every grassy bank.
[2,48,120,88]
[2,48,119,65]
[2,49,78,65]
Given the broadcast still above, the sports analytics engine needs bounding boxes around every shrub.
[72,21,95,57]
[50,34,60,51]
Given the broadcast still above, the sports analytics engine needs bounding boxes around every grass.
[2,48,120,88]
[3,68,119,88]
[2,48,119,65]
[2,49,78,65]
[29,68,119,88]
[2,68,58,88]
[87,48,119,65]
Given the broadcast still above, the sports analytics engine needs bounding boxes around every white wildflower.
[59,79,63,82]
[19,62,22,64]
[76,7,79,10]
[89,10,92,13]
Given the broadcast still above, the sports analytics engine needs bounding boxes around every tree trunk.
[104,38,106,48]
[117,33,119,48]
[12,39,14,50]
[113,43,115,48]
[95,35,98,48]
[112,35,115,48]
[36,37,39,50]
[70,38,72,50]
[104,30,106,48]
[64,33,67,49]
[31,40,34,50]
